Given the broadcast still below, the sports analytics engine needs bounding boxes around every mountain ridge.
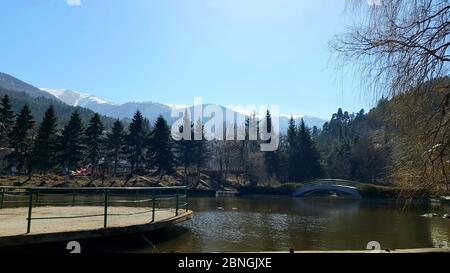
[40,88,326,129]
[0,72,56,100]
[0,72,326,130]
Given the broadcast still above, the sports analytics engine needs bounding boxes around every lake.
[148,196,449,252]
[1,195,448,253]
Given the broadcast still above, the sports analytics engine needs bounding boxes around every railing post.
[152,190,155,222]
[26,189,33,234]
[103,190,109,229]
[0,188,4,209]
[175,189,179,216]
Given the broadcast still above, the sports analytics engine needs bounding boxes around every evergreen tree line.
[0,87,116,129]
[261,112,323,183]
[204,108,389,186]
[316,108,389,183]
[0,95,209,182]
[0,94,387,187]
[207,111,324,187]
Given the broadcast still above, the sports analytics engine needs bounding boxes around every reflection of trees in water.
[314,203,437,250]
[287,199,361,250]
[189,196,297,214]
[157,197,448,252]
[428,217,450,248]
[293,199,361,217]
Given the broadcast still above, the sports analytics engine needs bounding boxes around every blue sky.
[0,0,374,120]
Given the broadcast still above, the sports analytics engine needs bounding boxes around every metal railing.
[301,179,362,187]
[0,186,188,234]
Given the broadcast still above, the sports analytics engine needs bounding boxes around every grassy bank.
[357,184,402,198]
[0,174,438,200]
[357,184,434,200]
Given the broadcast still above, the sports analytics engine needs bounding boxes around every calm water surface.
[2,195,449,253]
[148,196,449,252]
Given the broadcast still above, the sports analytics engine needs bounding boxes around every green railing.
[0,186,188,234]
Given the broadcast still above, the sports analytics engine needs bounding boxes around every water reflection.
[3,196,447,253]
[153,197,449,252]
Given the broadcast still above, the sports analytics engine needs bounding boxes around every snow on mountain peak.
[39,88,326,129]
[40,88,114,107]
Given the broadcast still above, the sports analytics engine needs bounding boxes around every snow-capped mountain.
[40,88,113,107]
[39,88,326,130]
[0,72,326,130]
[40,88,174,123]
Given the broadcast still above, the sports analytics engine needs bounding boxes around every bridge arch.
[293,179,362,198]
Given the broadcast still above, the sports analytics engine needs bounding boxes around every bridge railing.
[300,179,362,187]
[0,186,188,234]
[292,180,363,198]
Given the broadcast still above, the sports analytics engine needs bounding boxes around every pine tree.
[127,110,147,174]
[263,110,279,179]
[246,112,260,152]
[57,111,84,178]
[142,117,152,134]
[85,113,105,179]
[33,105,58,177]
[192,118,208,176]
[326,142,351,179]
[0,95,15,146]
[174,110,195,181]
[286,117,298,180]
[308,138,323,179]
[106,120,125,177]
[297,119,322,180]
[149,115,174,176]
[9,104,35,180]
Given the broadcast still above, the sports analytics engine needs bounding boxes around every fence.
[0,186,188,234]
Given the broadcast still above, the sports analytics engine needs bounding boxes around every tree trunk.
[43,168,47,183]
[113,158,118,178]
[65,163,69,183]
[27,158,32,181]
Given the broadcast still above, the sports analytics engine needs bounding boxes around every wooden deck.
[0,206,192,247]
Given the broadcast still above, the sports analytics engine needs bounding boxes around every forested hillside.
[0,87,117,129]
[315,77,449,194]
[0,78,447,196]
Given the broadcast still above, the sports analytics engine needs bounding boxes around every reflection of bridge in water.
[293,179,362,198]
